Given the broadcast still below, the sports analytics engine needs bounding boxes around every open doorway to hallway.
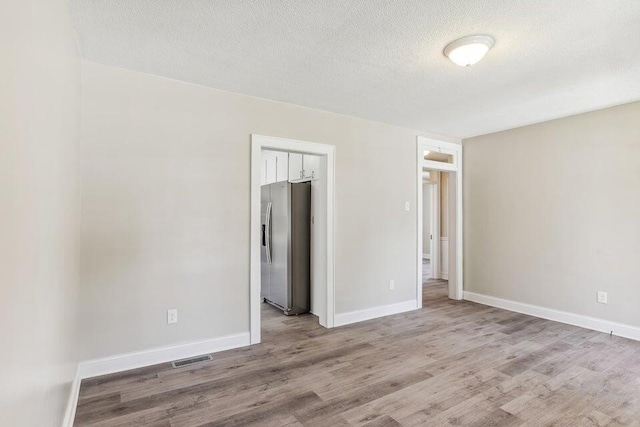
[416,136,463,304]
[422,172,435,282]
[422,168,449,290]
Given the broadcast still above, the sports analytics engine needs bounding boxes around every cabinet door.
[275,152,288,182]
[303,154,319,180]
[263,150,277,184]
[288,153,304,182]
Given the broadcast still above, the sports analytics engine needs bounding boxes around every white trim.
[417,136,463,302]
[419,137,462,152]
[417,148,423,306]
[422,254,431,260]
[455,150,463,299]
[439,237,449,280]
[334,300,418,327]
[464,292,640,342]
[62,366,81,427]
[424,160,457,171]
[78,332,250,379]
[251,134,336,344]
[431,173,440,280]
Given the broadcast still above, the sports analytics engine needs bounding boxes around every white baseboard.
[62,365,81,427]
[464,291,640,342]
[440,272,449,280]
[422,254,431,260]
[334,300,418,327]
[78,332,251,379]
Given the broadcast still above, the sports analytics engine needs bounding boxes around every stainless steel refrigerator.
[261,181,311,315]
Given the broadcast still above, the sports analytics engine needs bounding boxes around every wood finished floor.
[75,281,640,426]
[422,259,432,283]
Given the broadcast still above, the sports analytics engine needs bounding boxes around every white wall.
[0,0,80,425]
[464,101,640,328]
[78,61,459,361]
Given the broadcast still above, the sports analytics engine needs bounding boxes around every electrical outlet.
[167,309,178,324]
[404,201,410,212]
[597,292,607,304]
[389,280,395,290]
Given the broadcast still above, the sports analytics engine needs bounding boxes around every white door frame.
[416,136,463,303]
[250,134,336,344]
[428,173,440,280]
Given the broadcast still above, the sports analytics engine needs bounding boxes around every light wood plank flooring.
[422,259,432,282]
[75,281,640,426]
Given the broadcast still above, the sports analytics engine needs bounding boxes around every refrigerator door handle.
[265,201,272,264]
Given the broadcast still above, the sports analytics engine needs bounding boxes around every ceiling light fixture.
[444,35,495,67]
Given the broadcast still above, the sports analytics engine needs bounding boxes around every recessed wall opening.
[259,149,322,335]
[251,135,336,345]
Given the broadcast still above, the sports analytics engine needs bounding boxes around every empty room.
[3,1,640,426]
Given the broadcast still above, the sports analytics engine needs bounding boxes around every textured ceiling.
[70,0,640,138]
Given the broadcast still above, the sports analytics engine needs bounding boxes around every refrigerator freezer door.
[268,181,289,310]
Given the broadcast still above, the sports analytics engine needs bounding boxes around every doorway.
[250,135,336,345]
[421,171,438,282]
[416,137,463,305]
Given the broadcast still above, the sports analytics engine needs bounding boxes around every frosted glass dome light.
[444,35,495,67]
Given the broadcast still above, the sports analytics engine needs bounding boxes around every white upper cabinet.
[289,153,319,182]
[303,154,319,180]
[263,151,319,184]
[263,151,277,184]
[288,153,304,182]
[262,150,289,185]
[275,152,288,182]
